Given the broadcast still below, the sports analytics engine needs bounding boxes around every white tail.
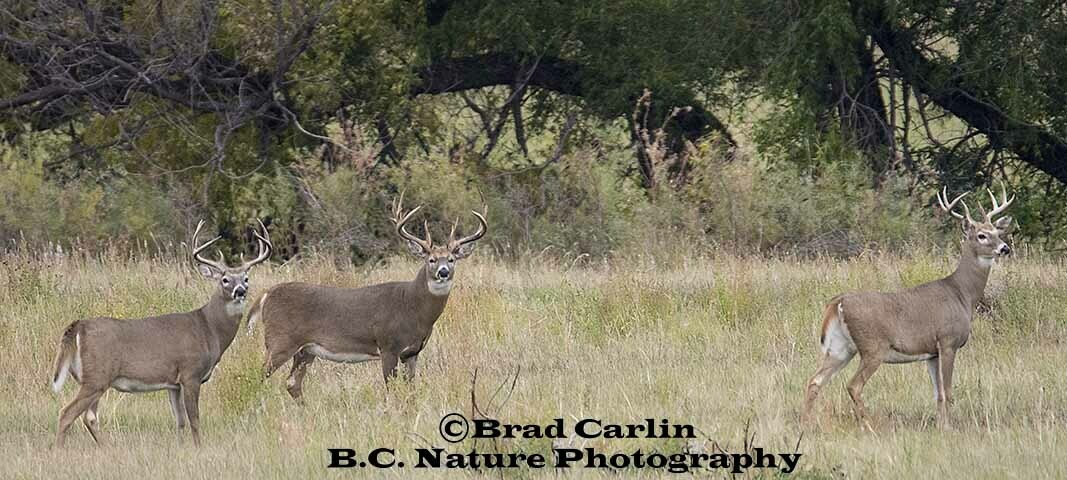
[50,324,81,393]
[51,355,71,393]
[51,368,68,393]
[246,292,268,337]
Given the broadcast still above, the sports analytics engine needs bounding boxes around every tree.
[856,0,1067,185]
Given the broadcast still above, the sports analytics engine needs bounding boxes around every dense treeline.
[1,1,1065,259]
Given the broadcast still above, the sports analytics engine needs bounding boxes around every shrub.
[0,125,957,262]
[0,136,185,251]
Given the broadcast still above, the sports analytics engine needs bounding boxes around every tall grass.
[1,248,1065,478]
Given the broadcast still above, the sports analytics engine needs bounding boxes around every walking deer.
[801,184,1015,428]
[50,220,272,446]
[246,194,487,402]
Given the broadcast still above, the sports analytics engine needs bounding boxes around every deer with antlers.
[50,220,272,446]
[801,184,1015,428]
[246,194,487,402]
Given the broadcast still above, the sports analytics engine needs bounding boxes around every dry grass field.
[2,249,1066,478]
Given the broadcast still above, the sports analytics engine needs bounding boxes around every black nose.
[1000,244,1012,255]
[438,267,451,279]
[234,286,247,297]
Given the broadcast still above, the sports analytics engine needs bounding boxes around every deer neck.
[199,292,245,350]
[407,265,451,326]
[947,243,993,310]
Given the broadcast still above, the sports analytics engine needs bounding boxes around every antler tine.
[191,219,227,273]
[984,181,1015,221]
[937,187,974,223]
[240,218,273,270]
[391,193,432,253]
[448,205,489,251]
[390,190,406,224]
[448,217,459,245]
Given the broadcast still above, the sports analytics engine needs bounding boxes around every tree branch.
[861,0,1067,185]
[410,52,584,97]
[410,52,735,148]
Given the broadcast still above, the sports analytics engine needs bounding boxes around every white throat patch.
[225,300,246,317]
[427,278,453,296]
[977,256,996,269]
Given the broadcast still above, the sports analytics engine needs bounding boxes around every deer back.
[837,276,977,356]
[260,268,450,356]
[74,292,243,390]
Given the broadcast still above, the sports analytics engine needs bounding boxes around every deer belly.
[883,350,936,364]
[111,377,179,393]
[305,344,379,364]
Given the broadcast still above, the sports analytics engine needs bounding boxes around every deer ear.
[994,215,1013,232]
[453,242,476,259]
[406,240,427,258]
[197,264,221,279]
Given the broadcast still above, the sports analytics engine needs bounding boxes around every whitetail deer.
[801,184,1015,428]
[50,220,272,446]
[246,194,487,402]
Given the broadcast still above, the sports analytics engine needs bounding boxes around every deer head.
[191,219,273,303]
[390,192,488,296]
[937,183,1014,260]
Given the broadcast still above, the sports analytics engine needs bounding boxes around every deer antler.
[192,220,228,273]
[983,181,1015,223]
[447,205,488,253]
[238,219,273,270]
[937,187,975,224]
[391,192,432,253]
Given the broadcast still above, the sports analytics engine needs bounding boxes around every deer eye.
[977,233,987,241]
[222,278,230,285]
[244,276,249,283]
[428,257,437,264]
[448,257,455,263]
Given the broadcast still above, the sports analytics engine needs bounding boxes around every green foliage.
[3,0,1065,255]
[0,126,956,260]
[0,135,184,249]
[294,158,394,262]
[230,168,300,247]
[285,132,945,263]
[104,179,184,245]
[674,134,937,255]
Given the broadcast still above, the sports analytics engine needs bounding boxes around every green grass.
[2,251,1066,478]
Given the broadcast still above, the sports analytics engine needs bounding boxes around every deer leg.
[936,345,957,428]
[402,355,419,381]
[802,351,854,424]
[846,355,882,428]
[263,343,301,379]
[926,358,943,404]
[169,388,187,430]
[286,348,316,404]
[180,381,202,446]
[81,398,103,445]
[381,353,400,383]
[55,387,105,447]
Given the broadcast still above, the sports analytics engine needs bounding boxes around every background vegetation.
[2,1,1066,259]
[2,2,1066,478]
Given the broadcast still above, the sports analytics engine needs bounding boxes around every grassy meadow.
[1,249,1066,478]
